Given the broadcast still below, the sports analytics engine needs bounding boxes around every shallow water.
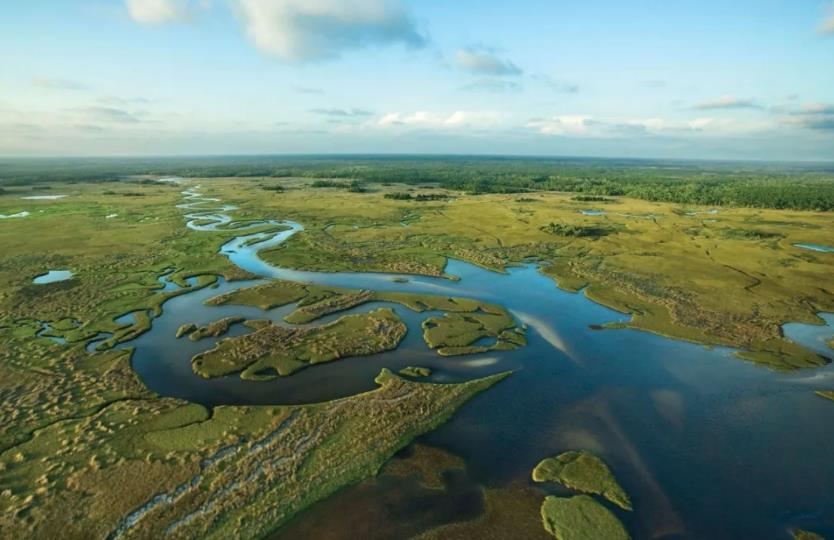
[795,243,834,253]
[117,182,834,539]
[0,211,30,219]
[33,269,73,284]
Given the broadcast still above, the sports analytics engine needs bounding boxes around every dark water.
[118,183,834,539]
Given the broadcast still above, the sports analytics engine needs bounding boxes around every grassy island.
[540,495,630,540]
[191,308,407,380]
[532,450,632,511]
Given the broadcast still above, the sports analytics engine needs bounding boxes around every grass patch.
[532,450,632,511]
[399,366,432,378]
[191,308,407,379]
[540,495,630,540]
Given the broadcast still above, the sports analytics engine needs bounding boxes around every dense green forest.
[2,155,834,211]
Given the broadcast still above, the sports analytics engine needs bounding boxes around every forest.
[2,155,834,211]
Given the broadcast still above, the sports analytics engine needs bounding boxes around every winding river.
[120,181,834,539]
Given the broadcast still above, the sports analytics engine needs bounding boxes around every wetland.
[2,163,834,540]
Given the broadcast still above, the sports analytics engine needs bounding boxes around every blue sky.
[1,0,833,160]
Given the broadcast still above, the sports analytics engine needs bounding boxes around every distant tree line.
[2,155,834,211]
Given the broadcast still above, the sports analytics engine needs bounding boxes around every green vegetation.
[0,180,257,352]
[311,180,346,188]
[0,333,511,539]
[5,156,834,211]
[206,280,328,310]
[792,529,826,540]
[540,223,613,238]
[719,228,783,241]
[385,192,449,201]
[815,391,834,403]
[191,309,407,380]
[181,178,834,370]
[423,310,526,356]
[540,495,630,540]
[176,322,197,338]
[399,366,432,377]
[284,290,375,324]
[572,195,616,203]
[532,451,632,511]
[187,316,244,341]
[208,280,528,357]
[3,164,834,538]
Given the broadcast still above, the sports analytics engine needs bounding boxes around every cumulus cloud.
[694,96,761,110]
[455,48,522,76]
[125,0,195,24]
[32,77,88,91]
[527,115,594,136]
[232,0,425,62]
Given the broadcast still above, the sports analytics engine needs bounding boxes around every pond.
[32,270,73,284]
[0,211,29,219]
[21,195,68,200]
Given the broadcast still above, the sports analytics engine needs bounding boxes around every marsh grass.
[532,451,632,511]
[540,495,630,540]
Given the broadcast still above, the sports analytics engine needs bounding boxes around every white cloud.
[455,48,521,76]
[125,0,194,24]
[232,0,425,62]
[376,110,502,130]
[527,115,591,136]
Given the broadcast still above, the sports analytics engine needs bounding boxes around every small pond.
[33,270,74,284]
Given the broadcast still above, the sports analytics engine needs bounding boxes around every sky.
[0,0,833,161]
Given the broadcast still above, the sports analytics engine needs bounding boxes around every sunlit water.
[33,269,73,284]
[112,181,834,539]
[795,243,834,254]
